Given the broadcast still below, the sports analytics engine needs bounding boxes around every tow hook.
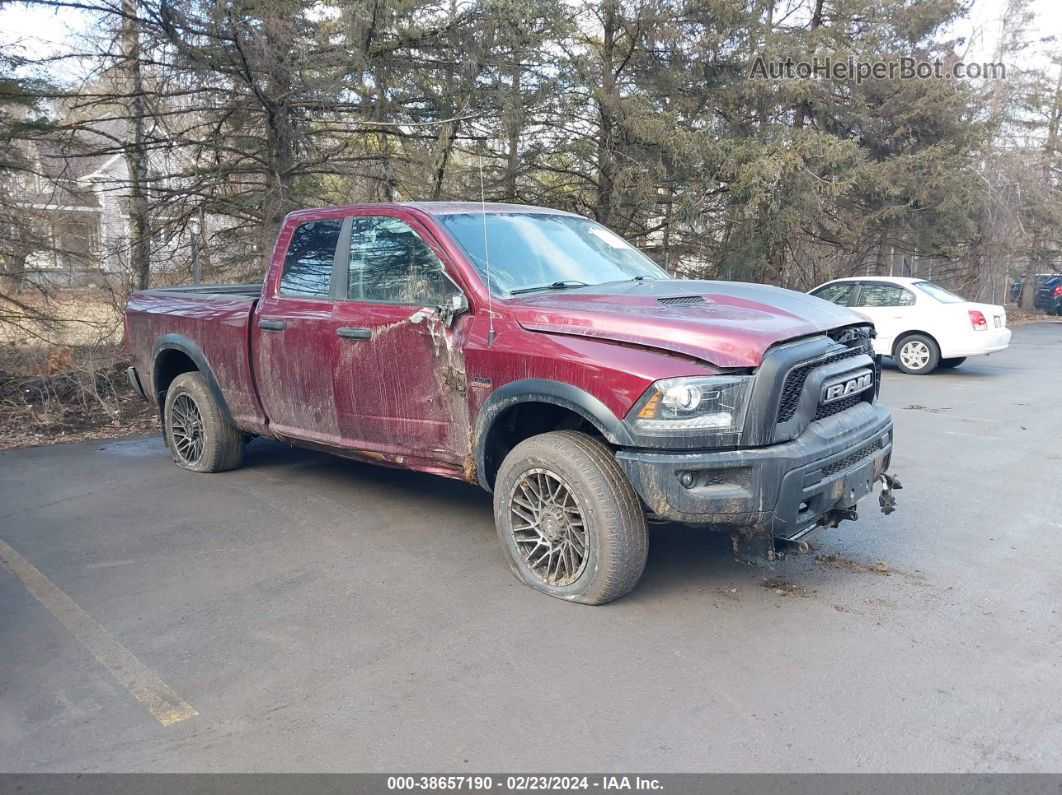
[731,531,813,566]
[822,506,859,529]
[878,472,903,515]
[774,537,812,556]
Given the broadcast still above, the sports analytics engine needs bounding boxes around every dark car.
[1011,273,1062,305]
[1035,275,1062,315]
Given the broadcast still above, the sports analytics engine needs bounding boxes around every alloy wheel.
[508,467,589,586]
[170,393,206,466]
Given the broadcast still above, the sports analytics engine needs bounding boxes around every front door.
[330,214,471,469]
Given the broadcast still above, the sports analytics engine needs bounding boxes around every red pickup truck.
[124,202,897,604]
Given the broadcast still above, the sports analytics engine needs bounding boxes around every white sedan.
[808,276,1011,374]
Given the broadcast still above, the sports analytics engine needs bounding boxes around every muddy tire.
[493,430,648,605]
[894,333,940,375]
[163,371,244,473]
[939,357,966,369]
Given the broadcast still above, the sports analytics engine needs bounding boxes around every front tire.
[939,357,966,369]
[493,430,648,605]
[164,372,244,473]
[895,334,940,375]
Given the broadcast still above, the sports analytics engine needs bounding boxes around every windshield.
[437,212,668,296]
[914,281,965,304]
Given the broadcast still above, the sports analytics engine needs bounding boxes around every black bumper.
[616,403,892,538]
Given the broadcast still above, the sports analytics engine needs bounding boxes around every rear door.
[850,281,917,356]
[330,212,471,468]
[253,217,348,444]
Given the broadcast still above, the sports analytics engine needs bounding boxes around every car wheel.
[164,372,244,473]
[493,430,648,605]
[939,357,966,369]
[895,334,940,375]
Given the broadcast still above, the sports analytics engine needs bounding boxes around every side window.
[811,283,854,305]
[854,283,914,308]
[348,217,456,304]
[279,220,343,298]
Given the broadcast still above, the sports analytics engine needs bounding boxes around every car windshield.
[914,281,965,304]
[437,212,668,296]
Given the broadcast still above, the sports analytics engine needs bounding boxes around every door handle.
[258,319,285,331]
[337,327,372,340]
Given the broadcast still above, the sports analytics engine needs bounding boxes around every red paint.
[125,202,867,481]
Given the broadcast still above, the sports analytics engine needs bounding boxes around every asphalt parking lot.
[1,323,1060,773]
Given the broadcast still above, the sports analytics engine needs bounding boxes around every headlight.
[632,376,752,432]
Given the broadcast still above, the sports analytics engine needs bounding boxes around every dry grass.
[0,288,124,347]
[0,343,158,450]
[1,288,157,450]
[1007,307,1062,325]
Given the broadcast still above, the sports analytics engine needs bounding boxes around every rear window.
[279,220,343,298]
[914,281,964,303]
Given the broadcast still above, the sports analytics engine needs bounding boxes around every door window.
[811,282,855,305]
[279,220,343,298]
[853,282,915,307]
[348,217,456,304]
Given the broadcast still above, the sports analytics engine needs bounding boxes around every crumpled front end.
[614,326,899,563]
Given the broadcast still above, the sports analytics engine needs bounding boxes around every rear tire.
[939,357,966,369]
[493,430,648,605]
[894,334,940,375]
[164,372,244,473]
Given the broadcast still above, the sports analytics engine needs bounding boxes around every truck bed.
[135,283,263,300]
[124,283,267,433]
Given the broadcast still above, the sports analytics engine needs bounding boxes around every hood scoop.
[658,295,709,306]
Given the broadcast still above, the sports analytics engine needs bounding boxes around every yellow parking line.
[0,538,197,727]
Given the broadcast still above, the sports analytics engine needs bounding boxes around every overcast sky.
[0,0,1059,83]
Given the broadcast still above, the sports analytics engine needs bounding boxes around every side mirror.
[437,292,469,327]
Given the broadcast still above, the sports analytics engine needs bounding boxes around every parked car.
[1034,275,1062,315]
[1010,273,1062,304]
[125,203,897,604]
[808,276,1011,375]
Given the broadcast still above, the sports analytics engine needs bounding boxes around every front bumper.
[616,403,892,538]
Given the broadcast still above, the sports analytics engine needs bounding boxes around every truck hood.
[507,280,867,368]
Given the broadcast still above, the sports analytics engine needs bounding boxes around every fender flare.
[473,379,635,491]
[152,334,236,427]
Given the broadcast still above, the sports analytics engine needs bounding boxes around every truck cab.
[125,202,897,604]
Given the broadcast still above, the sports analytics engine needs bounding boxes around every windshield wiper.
[509,280,590,296]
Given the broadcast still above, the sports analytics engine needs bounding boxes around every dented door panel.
[331,301,471,468]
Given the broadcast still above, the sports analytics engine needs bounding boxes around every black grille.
[658,295,706,305]
[776,347,864,424]
[822,437,884,477]
[813,393,863,421]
